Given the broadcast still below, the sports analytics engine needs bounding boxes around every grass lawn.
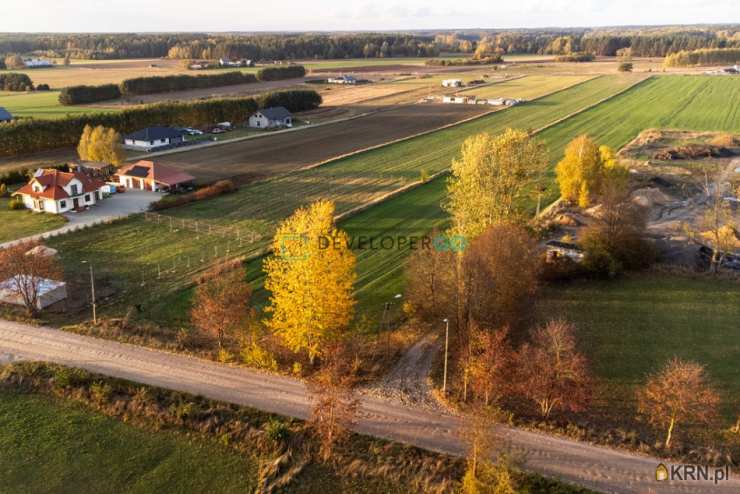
[0,196,67,243]
[536,274,740,420]
[0,390,256,493]
[0,91,116,119]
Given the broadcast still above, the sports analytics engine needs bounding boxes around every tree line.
[0,89,321,156]
[664,47,740,67]
[58,67,307,105]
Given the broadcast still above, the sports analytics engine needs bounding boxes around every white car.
[182,128,204,136]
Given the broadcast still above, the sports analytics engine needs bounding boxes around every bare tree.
[404,231,455,323]
[0,242,63,316]
[637,357,720,448]
[516,320,591,418]
[307,341,360,462]
[191,268,252,350]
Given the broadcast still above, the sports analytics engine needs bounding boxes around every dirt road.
[1,320,736,494]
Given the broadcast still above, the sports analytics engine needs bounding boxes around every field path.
[1,320,737,494]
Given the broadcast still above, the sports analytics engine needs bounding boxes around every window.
[70,184,79,195]
[59,200,66,208]
[86,193,92,202]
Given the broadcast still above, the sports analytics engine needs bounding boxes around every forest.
[0,26,738,61]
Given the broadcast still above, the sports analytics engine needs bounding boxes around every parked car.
[216,122,233,130]
[210,127,227,134]
[182,127,204,136]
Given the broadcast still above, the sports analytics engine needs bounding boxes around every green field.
[0,196,67,243]
[0,390,256,493]
[537,275,740,420]
[0,91,116,119]
[46,75,639,321]
[457,75,594,100]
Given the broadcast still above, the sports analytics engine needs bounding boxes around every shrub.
[52,366,91,388]
[59,84,121,105]
[0,73,33,91]
[241,342,278,371]
[264,418,290,442]
[0,169,30,186]
[120,71,257,96]
[555,52,595,62]
[618,62,634,72]
[256,65,306,81]
[0,183,7,197]
[8,197,25,210]
[36,83,51,91]
[150,179,236,210]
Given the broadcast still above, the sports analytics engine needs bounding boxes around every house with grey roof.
[0,107,13,123]
[248,107,293,129]
[123,126,188,151]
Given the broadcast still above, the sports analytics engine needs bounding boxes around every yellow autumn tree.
[77,124,125,165]
[556,135,628,208]
[264,200,356,363]
[445,129,548,239]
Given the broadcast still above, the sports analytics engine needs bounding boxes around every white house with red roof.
[13,168,106,214]
[116,160,195,192]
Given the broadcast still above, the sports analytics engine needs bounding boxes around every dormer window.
[33,183,42,192]
[70,183,80,195]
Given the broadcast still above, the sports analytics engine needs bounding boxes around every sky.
[1,0,738,32]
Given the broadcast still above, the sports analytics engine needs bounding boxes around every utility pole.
[442,318,449,394]
[82,261,97,324]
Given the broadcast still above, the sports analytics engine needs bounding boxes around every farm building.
[0,276,67,310]
[442,79,463,88]
[123,127,188,151]
[0,107,12,122]
[248,106,293,129]
[219,58,253,67]
[328,75,357,84]
[12,168,106,214]
[442,95,470,104]
[117,160,195,192]
[23,58,53,68]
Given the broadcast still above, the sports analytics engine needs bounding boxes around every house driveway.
[0,190,163,249]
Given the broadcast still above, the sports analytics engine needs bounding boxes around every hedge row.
[0,89,321,157]
[256,65,306,81]
[58,84,122,105]
[120,71,258,96]
[664,48,740,67]
[0,73,33,91]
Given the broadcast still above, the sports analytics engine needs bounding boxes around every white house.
[12,168,105,214]
[442,79,463,88]
[442,95,467,104]
[123,127,188,152]
[248,106,293,129]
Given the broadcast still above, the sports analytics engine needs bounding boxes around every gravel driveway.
[1,320,737,493]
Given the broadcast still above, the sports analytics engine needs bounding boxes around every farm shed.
[442,79,463,88]
[328,75,357,84]
[249,106,293,129]
[117,160,195,192]
[123,127,188,152]
[0,276,67,310]
[0,107,12,122]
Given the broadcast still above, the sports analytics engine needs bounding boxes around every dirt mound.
[631,187,675,208]
[654,143,733,160]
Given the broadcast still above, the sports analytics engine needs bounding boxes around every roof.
[118,160,195,186]
[13,168,105,201]
[124,126,187,142]
[257,106,292,121]
[0,107,12,121]
[546,240,583,252]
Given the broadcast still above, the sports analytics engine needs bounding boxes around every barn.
[123,127,188,151]
[117,160,195,192]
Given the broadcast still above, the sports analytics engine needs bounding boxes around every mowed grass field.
[537,275,740,419]
[457,74,595,100]
[0,390,256,493]
[0,90,117,119]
